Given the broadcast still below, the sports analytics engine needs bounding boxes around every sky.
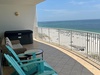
[36,0,100,22]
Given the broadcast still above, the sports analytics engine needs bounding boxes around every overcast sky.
[37,0,100,22]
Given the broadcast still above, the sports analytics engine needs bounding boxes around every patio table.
[24,49,44,60]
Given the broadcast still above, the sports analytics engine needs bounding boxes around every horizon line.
[38,18,100,22]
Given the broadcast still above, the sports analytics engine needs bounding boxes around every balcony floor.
[3,40,94,75]
[23,40,93,75]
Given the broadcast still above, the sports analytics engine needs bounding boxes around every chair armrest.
[11,40,20,45]
[20,60,44,67]
[14,48,27,54]
[19,58,42,63]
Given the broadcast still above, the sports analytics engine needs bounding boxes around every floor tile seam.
[58,57,71,74]
[68,59,77,75]
[72,62,84,75]
[80,66,84,75]
[53,54,65,68]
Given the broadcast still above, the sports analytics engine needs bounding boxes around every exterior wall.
[0,5,37,37]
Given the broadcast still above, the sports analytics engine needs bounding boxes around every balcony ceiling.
[0,0,44,5]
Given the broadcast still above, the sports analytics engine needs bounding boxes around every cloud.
[94,4,100,8]
[38,0,100,21]
[38,8,100,21]
[69,0,98,5]
[44,9,66,13]
[69,1,87,5]
[43,9,77,15]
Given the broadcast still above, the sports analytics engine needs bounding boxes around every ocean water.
[38,19,100,33]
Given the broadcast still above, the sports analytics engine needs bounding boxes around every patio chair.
[4,54,57,75]
[5,45,58,75]
[6,45,40,64]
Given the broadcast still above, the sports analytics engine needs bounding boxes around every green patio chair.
[4,54,57,75]
[5,45,58,75]
[6,45,41,64]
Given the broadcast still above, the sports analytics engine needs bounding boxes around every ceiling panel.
[0,0,44,5]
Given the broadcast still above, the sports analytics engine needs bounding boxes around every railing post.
[70,30,72,50]
[99,35,100,62]
[35,27,38,39]
[58,29,60,46]
[33,26,38,39]
[49,28,51,43]
[48,28,50,43]
[87,32,89,58]
[41,28,43,40]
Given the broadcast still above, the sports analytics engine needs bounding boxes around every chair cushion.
[12,43,23,49]
[6,37,13,48]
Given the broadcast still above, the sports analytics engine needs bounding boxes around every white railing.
[37,27,100,65]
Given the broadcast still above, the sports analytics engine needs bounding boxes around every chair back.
[4,54,26,75]
[6,45,22,64]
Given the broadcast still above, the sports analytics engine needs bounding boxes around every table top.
[18,53,28,59]
[24,49,43,55]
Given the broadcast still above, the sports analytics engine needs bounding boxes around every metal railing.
[37,27,100,65]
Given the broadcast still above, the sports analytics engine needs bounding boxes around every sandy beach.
[38,27,100,59]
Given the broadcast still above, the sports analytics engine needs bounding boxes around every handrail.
[37,27,100,65]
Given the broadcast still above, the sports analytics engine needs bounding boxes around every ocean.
[38,19,100,33]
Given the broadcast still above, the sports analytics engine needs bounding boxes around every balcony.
[3,27,100,75]
[3,40,96,75]
[33,40,96,75]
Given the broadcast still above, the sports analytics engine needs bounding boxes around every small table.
[18,53,28,60]
[24,49,44,60]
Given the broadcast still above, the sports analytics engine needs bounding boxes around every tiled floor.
[2,40,93,75]
[31,40,93,75]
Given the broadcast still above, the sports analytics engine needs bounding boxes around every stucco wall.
[0,5,37,37]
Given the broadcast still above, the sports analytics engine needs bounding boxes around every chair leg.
[38,62,44,74]
[32,53,36,58]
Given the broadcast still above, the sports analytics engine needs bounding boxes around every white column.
[33,6,38,39]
